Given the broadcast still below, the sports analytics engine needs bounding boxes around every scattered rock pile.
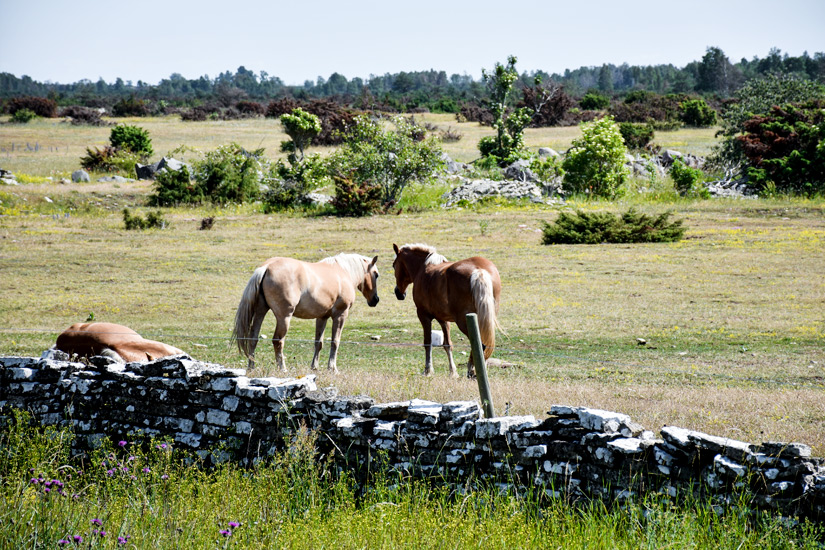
[1,354,823,519]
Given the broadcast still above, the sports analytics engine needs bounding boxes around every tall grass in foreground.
[1,413,821,549]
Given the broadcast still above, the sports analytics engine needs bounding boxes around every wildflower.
[91,519,103,526]
[161,474,169,480]
[57,540,70,547]
[128,456,135,462]
[220,529,232,537]
[157,443,168,450]
[142,467,151,474]
[30,478,39,485]
[73,535,83,544]
[228,522,240,528]
[118,535,131,545]
[106,469,114,476]
[99,531,107,538]
[118,440,127,447]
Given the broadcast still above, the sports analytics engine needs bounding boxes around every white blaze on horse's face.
[360,255,380,307]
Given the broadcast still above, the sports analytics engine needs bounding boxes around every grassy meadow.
[1,115,823,456]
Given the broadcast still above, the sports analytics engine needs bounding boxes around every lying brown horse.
[392,243,501,378]
[232,253,379,373]
[55,322,185,363]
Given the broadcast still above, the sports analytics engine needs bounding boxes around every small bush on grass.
[10,108,37,123]
[123,208,167,230]
[112,95,150,117]
[110,124,153,158]
[579,91,610,110]
[59,105,106,126]
[679,98,717,127]
[5,96,57,118]
[619,122,654,150]
[669,158,710,198]
[148,165,199,206]
[79,146,141,174]
[331,173,383,216]
[542,208,685,244]
[562,115,630,198]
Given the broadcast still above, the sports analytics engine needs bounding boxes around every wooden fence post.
[466,313,495,419]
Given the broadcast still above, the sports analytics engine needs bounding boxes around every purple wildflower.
[99,531,107,538]
[228,521,240,528]
[161,474,169,480]
[30,478,39,485]
[106,469,114,476]
[91,518,103,526]
[117,535,131,545]
[57,540,69,546]
[142,467,151,474]
[220,529,232,537]
[118,440,127,447]
[73,534,83,544]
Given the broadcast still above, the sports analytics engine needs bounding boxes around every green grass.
[1,416,822,549]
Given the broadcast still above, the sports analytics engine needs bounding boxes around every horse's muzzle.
[394,287,406,300]
[368,295,379,307]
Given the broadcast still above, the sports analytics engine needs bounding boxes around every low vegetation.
[1,412,822,549]
[542,208,685,244]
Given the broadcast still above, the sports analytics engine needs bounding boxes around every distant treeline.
[1,47,823,112]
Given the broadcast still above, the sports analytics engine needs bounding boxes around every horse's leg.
[438,320,459,379]
[311,317,328,371]
[453,314,476,379]
[246,299,269,369]
[418,310,434,376]
[327,311,348,374]
[273,313,292,372]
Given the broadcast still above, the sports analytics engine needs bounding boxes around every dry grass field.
[1,115,824,455]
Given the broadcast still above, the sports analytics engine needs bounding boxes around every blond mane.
[321,253,375,284]
[398,243,448,265]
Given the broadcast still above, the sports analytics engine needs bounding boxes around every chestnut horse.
[55,322,185,363]
[232,253,379,373]
[392,243,501,378]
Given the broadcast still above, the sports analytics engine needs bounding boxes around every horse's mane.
[398,243,448,265]
[321,253,374,283]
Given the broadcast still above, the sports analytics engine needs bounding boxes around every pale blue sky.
[1,0,823,85]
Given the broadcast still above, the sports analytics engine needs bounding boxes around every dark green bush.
[618,122,654,150]
[197,144,264,204]
[111,95,150,117]
[110,124,153,158]
[738,99,825,195]
[10,108,37,123]
[669,158,709,198]
[679,98,717,127]
[148,165,199,206]
[331,174,382,216]
[79,146,140,174]
[542,208,685,244]
[123,208,167,230]
[579,92,610,110]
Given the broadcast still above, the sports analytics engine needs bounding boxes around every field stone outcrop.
[1,354,823,520]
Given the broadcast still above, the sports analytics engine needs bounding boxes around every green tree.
[279,108,321,163]
[562,115,630,197]
[327,115,443,207]
[696,46,742,96]
[478,55,533,166]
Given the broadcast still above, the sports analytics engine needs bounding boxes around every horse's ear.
[393,243,400,254]
[370,255,378,267]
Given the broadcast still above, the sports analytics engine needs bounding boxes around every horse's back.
[260,257,352,318]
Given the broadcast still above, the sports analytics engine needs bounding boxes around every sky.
[1,0,824,86]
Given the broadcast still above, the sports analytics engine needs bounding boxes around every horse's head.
[358,255,380,307]
[392,243,411,300]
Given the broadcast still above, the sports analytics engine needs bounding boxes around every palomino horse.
[392,243,501,378]
[232,253,379,373]
[55,322,186,363]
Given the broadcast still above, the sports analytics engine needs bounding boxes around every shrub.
[10,108,37,123]
[111,95,149,117]
[5,96,57,118]
[331,174,382,216]
[618,122,654,150]
[457,101,495,125]
[737,99,825,195]
[669,158,710,198]
[148,165,199,206]
[477,56,534,166]
[236,100,265,117]
[280,108,321,162]
[326,115,443,208]
[579,92,610,110]
[520,81,575,127]
[110,124,153,158]
[267,98,356,146]
[679,98,717,127]
[59,105,106,126]
[610,93,688,125]
[263,154,328,212]
[529,155,565,184]
[196,144,264,204]
[542,208,685,244]
[79,146,141,174]
[562,116,630,197]
[123,208,166,230]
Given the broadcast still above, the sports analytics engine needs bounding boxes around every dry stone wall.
[1,354,823,519]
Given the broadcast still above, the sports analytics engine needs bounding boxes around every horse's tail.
[470,268,499,360]
[231,265,267,359]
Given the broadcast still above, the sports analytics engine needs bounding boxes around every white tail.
[231,265,267,359]
[470,269,498,360]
